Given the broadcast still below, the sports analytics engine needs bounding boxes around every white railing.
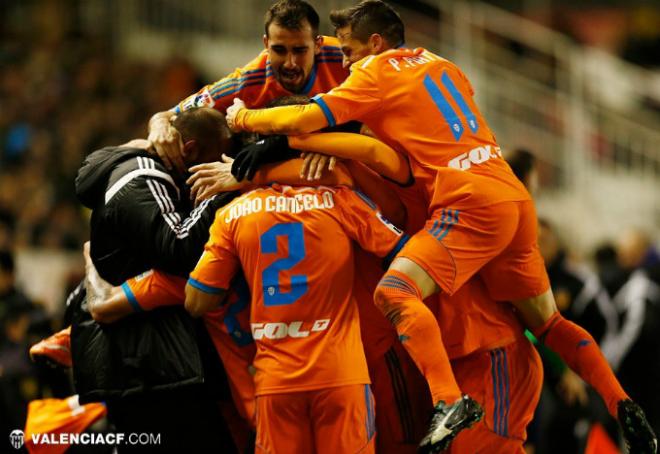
[104,0,660,251]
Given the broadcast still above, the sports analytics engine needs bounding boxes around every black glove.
[231,135,297,181]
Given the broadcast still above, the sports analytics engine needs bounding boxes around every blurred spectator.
[0,250,41,439]
[532,220,619,454]
[507,148,539,195]
[595,230,660,439]
[0,1,204,253]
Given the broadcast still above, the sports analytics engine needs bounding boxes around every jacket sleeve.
[110,172,237,277]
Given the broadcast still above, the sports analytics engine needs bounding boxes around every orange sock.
[533,312,628,416]
[374,270,461,405]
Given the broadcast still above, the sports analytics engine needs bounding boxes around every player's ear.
[182,139,197,160]
[263,34,269,49]
[368,33,385,54]
[314,35,323,55]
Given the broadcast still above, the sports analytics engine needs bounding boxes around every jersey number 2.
[423,71,478,141]
[260,222,308,306]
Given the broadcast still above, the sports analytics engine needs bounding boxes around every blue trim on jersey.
[302,63,317,95]
[428,209,459,241]
[319,50,343,57]
[214,80,271,100]
[490,350,501,435]
[380,274,417,295]
[441,72,479,133]
[317,58,344,64]
[242,67,267,75]
[435,210,459,241]
[423,74,464,141]
[223,274,254,346]
[211,74,267,96]
[384,234,410,265]
[497,349,506,436]
[364,385,376,441]
[187,277,225,295]
[121,282,143,312]
[353,189,377,210]
[502,349,510,436]
[429,210,449,237]
[312,95,336,127]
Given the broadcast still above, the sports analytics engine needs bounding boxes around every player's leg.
[375,256,461,403]
[374,256,483,453]
[311,384,376,454]
[448,337,543,454]
[483,200,657,453]
[254,392,313,454]
[517,290,657,453]
[374,204,525,451]
[369,342,434,453]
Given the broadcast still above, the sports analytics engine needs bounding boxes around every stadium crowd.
[1,1,658,453]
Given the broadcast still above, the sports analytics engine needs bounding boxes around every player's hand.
[226,98,247,132]
[147,118,186,173]
[299,152,336,181]
[557,369,588,407]
[232,135,295,181]
[187,155,243,205]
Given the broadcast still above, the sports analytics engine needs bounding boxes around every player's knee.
[374,272,422,326]
[374,282,401,326]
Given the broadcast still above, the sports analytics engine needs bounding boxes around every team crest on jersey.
[377,212,403,235]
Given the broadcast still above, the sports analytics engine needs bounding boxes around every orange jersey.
[189,185,408,396]
[24,396,107,454]
[312,47,529,212]
[378,176,526,358]
[122,270,256,423]
[174,36,348,113]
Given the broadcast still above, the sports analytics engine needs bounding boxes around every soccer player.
[226,120,543,453]
[185,182,410,454]
[148,0,349,172]
[225,2,657,452]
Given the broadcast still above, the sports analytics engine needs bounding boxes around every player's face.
[336,26,373,69]
[264,20,322,93]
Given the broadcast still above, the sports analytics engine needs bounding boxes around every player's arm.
[335,188,410,268]
[344,161,406,228]
[147,110,183,172]
[186,220,238,317]
[231,101,328,135]
[149,55,263,171]
[288,133,412,185]
[228,60,380,135]
[84,242,135,324]
[187,157,354,204]
[184,283,227,318]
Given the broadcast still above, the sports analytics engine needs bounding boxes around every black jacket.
[72,146,237,401]
[76,146,237,285]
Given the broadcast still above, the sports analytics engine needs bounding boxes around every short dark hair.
[265,0,320,37]
[172,107,232,157]
[330,0,404,47]
[507,148,537,183]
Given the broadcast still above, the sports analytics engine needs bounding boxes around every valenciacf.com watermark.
[9,429,161,449]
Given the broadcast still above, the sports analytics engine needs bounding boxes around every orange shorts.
[448,337,543,453]
[255,384,376,454]
[398,200,550,301]
[369,342,433,454]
